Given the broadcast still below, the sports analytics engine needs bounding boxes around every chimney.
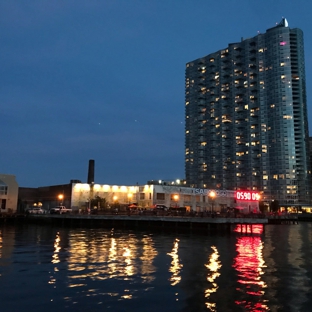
[87,159,95,184]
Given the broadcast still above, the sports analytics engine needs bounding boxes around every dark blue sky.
[1,0,312,187]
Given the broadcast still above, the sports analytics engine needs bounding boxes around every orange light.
[209,191,216,199]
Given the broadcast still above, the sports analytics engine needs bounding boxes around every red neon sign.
[235,191,260,201]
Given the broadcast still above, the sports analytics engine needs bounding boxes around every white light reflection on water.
[167,238,183,287]
[140,235,158,283]
[204,246,221,311]
[65,230,158,302]
[49,232,61,288]
[233,235,268,311]
[52,232,61,264]
[107,237,117,277]
[3,224,312,311]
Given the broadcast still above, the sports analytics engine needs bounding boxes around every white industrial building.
[71,182,259,213]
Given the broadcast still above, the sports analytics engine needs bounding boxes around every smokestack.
[87,159,95,184]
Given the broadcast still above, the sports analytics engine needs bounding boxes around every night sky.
[1,0,312,187]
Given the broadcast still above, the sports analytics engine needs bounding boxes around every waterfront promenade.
[1,211,301,232]
[24,212,267,233]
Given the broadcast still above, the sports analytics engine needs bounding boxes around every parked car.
[27,207,44,214]
[50,206,72,214]
[154,205,168,211]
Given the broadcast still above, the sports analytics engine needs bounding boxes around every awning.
[128,204,138,208]
[235,207,245,210]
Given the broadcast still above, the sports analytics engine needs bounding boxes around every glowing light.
[52,232,61,264]
[93,184,101,191]
[120,186,127,192]
[204,246,222,310]
[209,191,216,199]
[233,235,268,310]
[235,191,260,201]
[167,239,183,286]
[103,185,110,191]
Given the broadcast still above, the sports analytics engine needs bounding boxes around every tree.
[258,201,266,213]
[90,196,109,210]
[270,200,280,213]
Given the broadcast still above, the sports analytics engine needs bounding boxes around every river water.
[1,222,312,312]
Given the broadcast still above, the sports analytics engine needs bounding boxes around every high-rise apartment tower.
[185,19,311,207]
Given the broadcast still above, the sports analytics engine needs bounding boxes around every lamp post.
[58,194,64,205]
[127,193,133,204]
[173,194,179,208]
[208,191,216,213]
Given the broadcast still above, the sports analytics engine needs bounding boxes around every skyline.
[1,1,312,187]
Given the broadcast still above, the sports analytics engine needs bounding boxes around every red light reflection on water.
[234,224,263,235]
[232,234,268,311]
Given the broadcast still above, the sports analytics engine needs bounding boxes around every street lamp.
[112,195,118,213]
[58,194,64,205]
[208,191,216,213]
[173,194,179,207]
[127,193,133,204]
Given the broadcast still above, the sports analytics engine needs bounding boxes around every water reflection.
[2,224,312,311]
[167,238,183,287]
[204,246,221,311]
[0,229,2,259]
[64,230,158,301]
[233,235,268,311]
[52,232,61,264]
[286,226,310,311]
[140,235,157,283]
[0,227,15,268]
[234,224,264,235]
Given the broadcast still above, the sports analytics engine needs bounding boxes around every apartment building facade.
[185,19,311,207]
